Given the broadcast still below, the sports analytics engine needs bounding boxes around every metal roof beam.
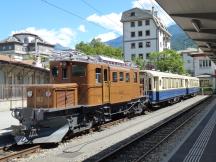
[194,38,216,43]
[184,29,216,34]
[170,12,216,20]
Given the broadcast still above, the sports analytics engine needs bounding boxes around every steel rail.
[0,145,40,162]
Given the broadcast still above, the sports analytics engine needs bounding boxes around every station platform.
[167,96,216,162]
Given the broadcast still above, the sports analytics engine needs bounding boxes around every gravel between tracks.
[16,95,208,162]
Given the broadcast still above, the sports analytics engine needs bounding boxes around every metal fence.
[0,84,27,100]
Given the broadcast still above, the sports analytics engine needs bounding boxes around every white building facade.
[180,48,216,91]
[121,7,171,61]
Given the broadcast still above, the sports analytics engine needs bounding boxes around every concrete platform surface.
[0,111,19,135]
[167,95,216,162]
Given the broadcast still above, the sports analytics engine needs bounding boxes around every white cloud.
[11,27,76,47]
[87,12,122,34]
[94,32,118,42]
[78,25,86,32]
[132,0,174,26]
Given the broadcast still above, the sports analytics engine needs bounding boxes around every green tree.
[132,57,146,70]
[149,50,186,74]
[75,38,123,59]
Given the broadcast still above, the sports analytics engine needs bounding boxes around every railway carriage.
[142,70,199,105]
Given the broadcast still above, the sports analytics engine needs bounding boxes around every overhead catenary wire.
[80,0,122,30]
[40,0,115,32]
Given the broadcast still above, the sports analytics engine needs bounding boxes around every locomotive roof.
[50,50,139,69]
[143,70,199,80]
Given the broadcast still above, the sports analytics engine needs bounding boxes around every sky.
[0,0,175,48]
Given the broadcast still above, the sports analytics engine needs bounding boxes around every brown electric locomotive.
[11,53,147,144]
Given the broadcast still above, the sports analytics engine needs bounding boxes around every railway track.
[0,144,40,162]
[85,96,212,162]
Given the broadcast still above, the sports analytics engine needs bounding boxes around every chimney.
[152,6,154,15]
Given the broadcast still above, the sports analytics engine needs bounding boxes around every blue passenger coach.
[142,70,200,105]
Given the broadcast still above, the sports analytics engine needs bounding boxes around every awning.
[155,0,216,63]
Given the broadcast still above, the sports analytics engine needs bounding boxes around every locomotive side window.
[104,69,108,81]
[52,67,58,77]
[112,72,118,82]
[149,78,152,90]
[72,64,86,76]
[126,73,130,82]
[119,72,124,81]
[134,72,138,83]
[62,67,68,79]
[96,68,102,83]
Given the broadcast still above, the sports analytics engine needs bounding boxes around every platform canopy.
[155,0,216,63]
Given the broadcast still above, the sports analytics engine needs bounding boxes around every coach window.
[112,72,118,82]
[119,72,124,81]
[134,72,138,82]
[126,73,130,82]
[96,68,101,83]
[52,67,59,77]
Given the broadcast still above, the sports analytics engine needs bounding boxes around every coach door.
[102,67,110,103]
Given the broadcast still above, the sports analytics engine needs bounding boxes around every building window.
[130,12,135,16]
[138,31,143,37]
[138,42,143,48]
[146,53,150,59]
[138,20,142,26]
[131,43,135,49]
[146,42,151,47]
[131,32,135,37]
[131,54,136,60]
[146,30,150,36]
[139,54,143,59]
[209,60,211,67]
[96,68,102,83]
[131,21,135,27]
[199,60,202,68]
[145,19,150,25]
[119,72,124,81]
[112,72,118,82]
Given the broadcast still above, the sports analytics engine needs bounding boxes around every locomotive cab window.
[126,73,130,82]
[72,64,86,76]
[119,72,124,81]
[104,69,108,82]
[51,67,58,77]
[134,72,138,83]
[112,72,118,82]
[62,67,68,79]
[96,68,102,83]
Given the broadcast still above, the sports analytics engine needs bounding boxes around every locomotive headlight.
[27,91,33,97]
[45,91,51,97]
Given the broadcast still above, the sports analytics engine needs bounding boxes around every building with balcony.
[0,33,54,59]
[121,7,171,61]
